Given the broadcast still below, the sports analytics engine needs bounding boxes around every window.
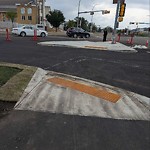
[27,8,32,14]
[21,16,25,20]
[23,26,33,30]
[3,14,5,22]
[21,8,25,14]
[28,16,32,20]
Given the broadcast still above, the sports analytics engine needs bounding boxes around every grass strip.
[0,62,37,102]
[0,66,22,87]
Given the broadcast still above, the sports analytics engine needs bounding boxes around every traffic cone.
[109,38,112,41]
[5,28,11,41]
[130,37,134,45]
[33,29,38,41]
[127,38,130,43]
[146,40,148,47]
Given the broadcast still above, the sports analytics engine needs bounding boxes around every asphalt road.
[0,35,149,150]
[0,110,149,150]
[0,35,150,97]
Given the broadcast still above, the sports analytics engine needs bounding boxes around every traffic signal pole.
[77,0,81,27]
[112,0,120,44]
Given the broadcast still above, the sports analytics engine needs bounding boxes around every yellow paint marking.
[84,46,107,50]
[48,77,121,103]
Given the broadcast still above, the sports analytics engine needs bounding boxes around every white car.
[12,26,48,37]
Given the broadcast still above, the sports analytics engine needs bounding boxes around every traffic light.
[118,17,123,22]
[130,22,135,24]
[106,10,110,14]
[102,10,110,15]
[90,12,94,15]
[119,3,126,17]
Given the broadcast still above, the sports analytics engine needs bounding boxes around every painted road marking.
[47,77,121,103]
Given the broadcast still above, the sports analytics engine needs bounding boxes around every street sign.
[113,0,125,4]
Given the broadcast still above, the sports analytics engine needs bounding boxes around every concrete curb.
[15,68,48,108]
[38,41,137,52]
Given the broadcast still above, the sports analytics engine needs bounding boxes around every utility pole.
[90,4,100,32]
[42,0,45,26]
[112,0,120,44]
[77,0,81,28]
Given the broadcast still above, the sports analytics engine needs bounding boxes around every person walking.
[103,28,108,42]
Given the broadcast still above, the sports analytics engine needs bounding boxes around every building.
[16,2,38,25]
[0,0,50,28]
[0,0,35,21]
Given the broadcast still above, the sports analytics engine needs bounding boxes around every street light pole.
[90,4,100,32]
[77,0,81,28]
[112,0,120,44]
[148,0,150,49]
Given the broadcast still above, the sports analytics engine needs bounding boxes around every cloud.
[45,0,150,29]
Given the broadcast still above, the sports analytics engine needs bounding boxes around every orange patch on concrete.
[84,46,107,50]
[48,77,121,103]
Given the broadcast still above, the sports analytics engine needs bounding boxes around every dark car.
[66,27,90,38]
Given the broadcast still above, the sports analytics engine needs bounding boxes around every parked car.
[66,27,90,38]
[12,25,48,37]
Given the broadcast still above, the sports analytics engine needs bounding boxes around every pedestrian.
[103,28,108,42]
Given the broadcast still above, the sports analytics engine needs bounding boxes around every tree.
[75,17,89,31]
[6,11,17,27]
[66,20,76,28]
[88,23,97,32]
[97,27,102,32]
[46,10,65,32]
[92,24,97,32]
[104,26,113,32]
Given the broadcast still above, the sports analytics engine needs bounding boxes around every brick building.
[16,3,38,25]
[0,0,50,28]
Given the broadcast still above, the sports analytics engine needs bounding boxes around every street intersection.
[0,34,149,150]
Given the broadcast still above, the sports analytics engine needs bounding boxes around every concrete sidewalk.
[15,68,150,121]
[0,68,149,150]
[38,41,137,52]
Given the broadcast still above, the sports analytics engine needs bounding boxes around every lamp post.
[90,4,100,32]
[77,0,81,28]
[42,0,46,26]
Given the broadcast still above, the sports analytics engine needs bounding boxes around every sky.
[45,0,150,29]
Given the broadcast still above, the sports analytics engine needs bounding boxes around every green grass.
[0,66,22,87]
[0,63,37,102]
